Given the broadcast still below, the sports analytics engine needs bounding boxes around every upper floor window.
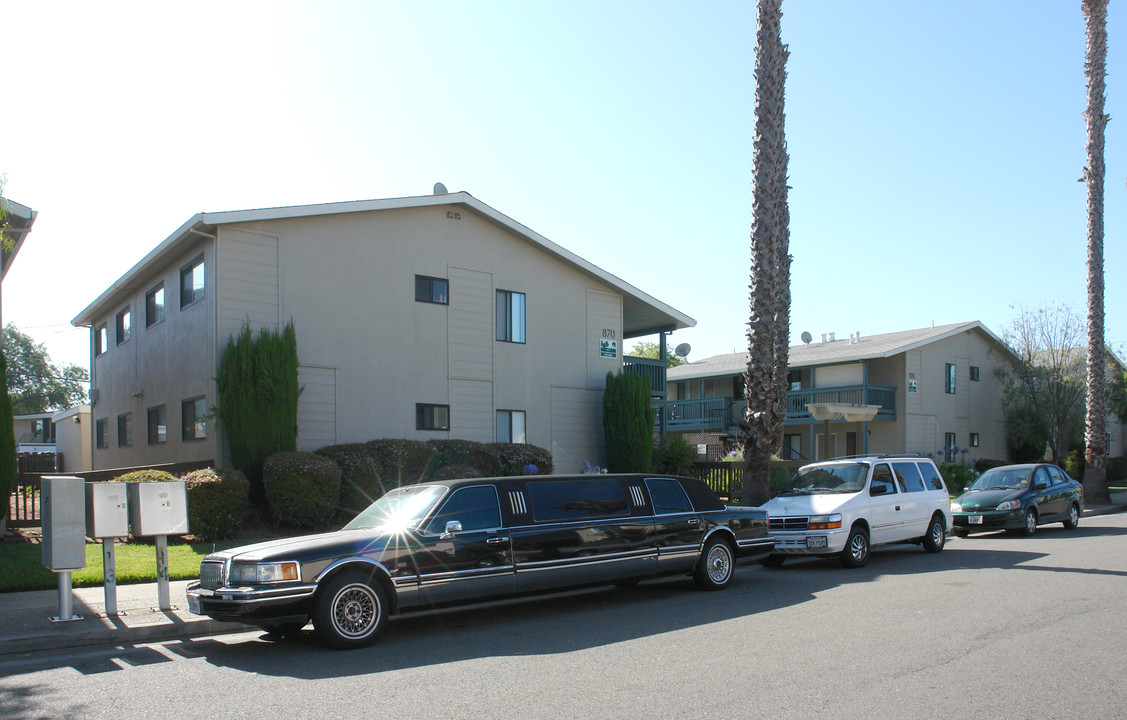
[117,412,133,447]
[115,307,131,345]
[496,290,526,343]
[416,403,450,431]
[30,419,52,442]
[146,283,166,328]
[969,365,980,382]
[496,409,526,443]
[969,432,980,447]
[95,324,108,356]
[96,418,109,449]
[944,363,956,394]
[181,255,205,309]
[415,275,449,304]
[182,396,207,441]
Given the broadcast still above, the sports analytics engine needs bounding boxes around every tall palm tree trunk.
[1082,0,1110,504]
[741,0,792,507]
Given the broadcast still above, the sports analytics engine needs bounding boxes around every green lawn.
[0,540,250,594]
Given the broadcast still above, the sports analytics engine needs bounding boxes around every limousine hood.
[207,528,395,564]
[761,492,859,516]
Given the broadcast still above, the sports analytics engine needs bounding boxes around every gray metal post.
[156,535,171,610]
[49,572,83,623]
[103,541,118,616]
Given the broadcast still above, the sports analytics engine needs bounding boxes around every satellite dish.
[800,331,812,345]
[674,343,691,358]
[433,182,448,195]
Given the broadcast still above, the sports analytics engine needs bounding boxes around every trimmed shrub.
[263,451,341,528]
[1064,449,1086,481]
[183,468,249,541]
[317,443,387,517]
[426,439,497,479]
[973,458,1009,473]
[652,436,696,475]
[111,469,177,483]
[486,442,553,476]
[603,370,653,472]
[366,439,433,487]
[939,462,977,494]
[1107,457,1127,485]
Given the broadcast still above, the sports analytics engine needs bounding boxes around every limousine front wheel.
[694,537,735,590]
[315,572,388,649]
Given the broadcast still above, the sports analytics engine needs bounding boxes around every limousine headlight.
[230,561,301,584]
[807,514,842,530]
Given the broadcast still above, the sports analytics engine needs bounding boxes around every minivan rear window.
[527,479,629,522]
[892,462,927,493]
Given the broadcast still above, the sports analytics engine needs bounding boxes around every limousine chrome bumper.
[186,580,318,624]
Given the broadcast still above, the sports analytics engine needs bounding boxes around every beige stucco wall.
[52,405,92,472]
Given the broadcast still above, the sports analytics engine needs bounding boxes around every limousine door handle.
[486,536,507,545]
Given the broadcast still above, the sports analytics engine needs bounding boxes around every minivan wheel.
[839,526,870,568]
[314,571,388,649]
[1063,503,1080,530]
[694,536,735,590]
[1020,508,1038,537]
[922,514,946,553]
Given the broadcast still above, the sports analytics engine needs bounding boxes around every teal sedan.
[950,463,1083,537]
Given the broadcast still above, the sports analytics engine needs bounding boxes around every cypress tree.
[0,352,16,526]
[603,370,653,472]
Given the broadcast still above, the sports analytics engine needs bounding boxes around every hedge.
[263,451,341,528]
[183,468,250,541]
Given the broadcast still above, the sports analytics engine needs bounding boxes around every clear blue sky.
[2,0,1123,370]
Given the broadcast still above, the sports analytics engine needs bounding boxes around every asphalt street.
[2,512,1126,720]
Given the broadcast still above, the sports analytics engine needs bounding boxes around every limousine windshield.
[342,484,448,531]
[779,462,868,495]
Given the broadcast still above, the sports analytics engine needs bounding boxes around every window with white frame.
[496,410,527,443]
[496,290,526,343]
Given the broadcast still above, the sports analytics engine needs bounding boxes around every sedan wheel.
[694,536,735,590]
[1063,503,1080,530]
[922,515,946,553]
[314,571,388,649]
[839,526,870,568]
[1020,508,1038,537]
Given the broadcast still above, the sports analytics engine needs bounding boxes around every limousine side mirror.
[441,520,463,539]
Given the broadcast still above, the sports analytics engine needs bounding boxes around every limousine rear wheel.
[694,537,735,590]
[315,571,388,649]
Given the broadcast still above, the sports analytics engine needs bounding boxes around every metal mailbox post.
[127,481,189,610]
[41,476,87,622]
[85,482,130,615]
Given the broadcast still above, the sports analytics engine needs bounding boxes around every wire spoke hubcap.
[333,585,379,638]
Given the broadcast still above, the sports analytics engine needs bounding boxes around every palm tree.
[741,0,792,507]
[1082,0,1110,505]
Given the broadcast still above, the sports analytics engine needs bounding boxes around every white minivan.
[760,455,951,568]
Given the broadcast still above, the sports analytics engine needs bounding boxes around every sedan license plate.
[969,515,983,525]
[187,593,202,615]
[806,536,828,548]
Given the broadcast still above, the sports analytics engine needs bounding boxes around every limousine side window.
[646,478,692,514]
[424,486,502,534]
[527,479,629,522]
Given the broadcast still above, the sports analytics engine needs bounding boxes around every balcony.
[659,384,896,433]
[623,356,666,398]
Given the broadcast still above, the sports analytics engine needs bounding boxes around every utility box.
[127,481,189,536]
[41,476,87,571]
[86,482,129,539]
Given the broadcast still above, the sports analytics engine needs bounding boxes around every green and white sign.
[600,339,617,359]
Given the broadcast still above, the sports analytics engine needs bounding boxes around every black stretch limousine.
[187,473,773,648]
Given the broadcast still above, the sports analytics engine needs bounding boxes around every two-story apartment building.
[73,190,693,474]
[666,322,1015,463]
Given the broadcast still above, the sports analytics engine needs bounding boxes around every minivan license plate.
[969,515,983,525]
[806,536,828,548]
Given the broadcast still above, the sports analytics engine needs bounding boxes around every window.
[969,432,980,448]
[782,434,803,461]
[869,465,897,496]
[944,432,957,462]
[117,413,133,447]
[95,324,108,356]
[920,463,945,491]
[496,289,526,343]
[115,306,132,345]
[527,479,629,522]
[424,486,501,534]
[182,397,207,441]
[944,363,956,394]
[30,419,51,442]
[970,365,980,382]
[416,403,450,431]
[415,275,449,304]
[787,368,802,391]
[146,283,165,328]
[646,478,692,514]
[496,410,526,443]
[892,462,926,493]
[180,255,205,308]
[147,405,167,445]
[1048,466,1071,486]
[96,418,109,449]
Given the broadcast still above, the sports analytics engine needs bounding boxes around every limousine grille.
[769,517,810,532]
[509,491,528,515]
[629,486,646,507]
[200,561,226,590]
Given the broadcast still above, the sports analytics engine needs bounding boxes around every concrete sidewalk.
[2,493,1126,657]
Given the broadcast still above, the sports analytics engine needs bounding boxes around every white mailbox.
[127,481,189,536]
[41,476,87,572]
[86,482,129,539]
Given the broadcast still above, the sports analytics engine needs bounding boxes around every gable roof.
[668,321,1013,382]
[1,197,37,281]
[73,191,695,337]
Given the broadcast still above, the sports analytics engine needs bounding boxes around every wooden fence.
[687,460,803,503]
